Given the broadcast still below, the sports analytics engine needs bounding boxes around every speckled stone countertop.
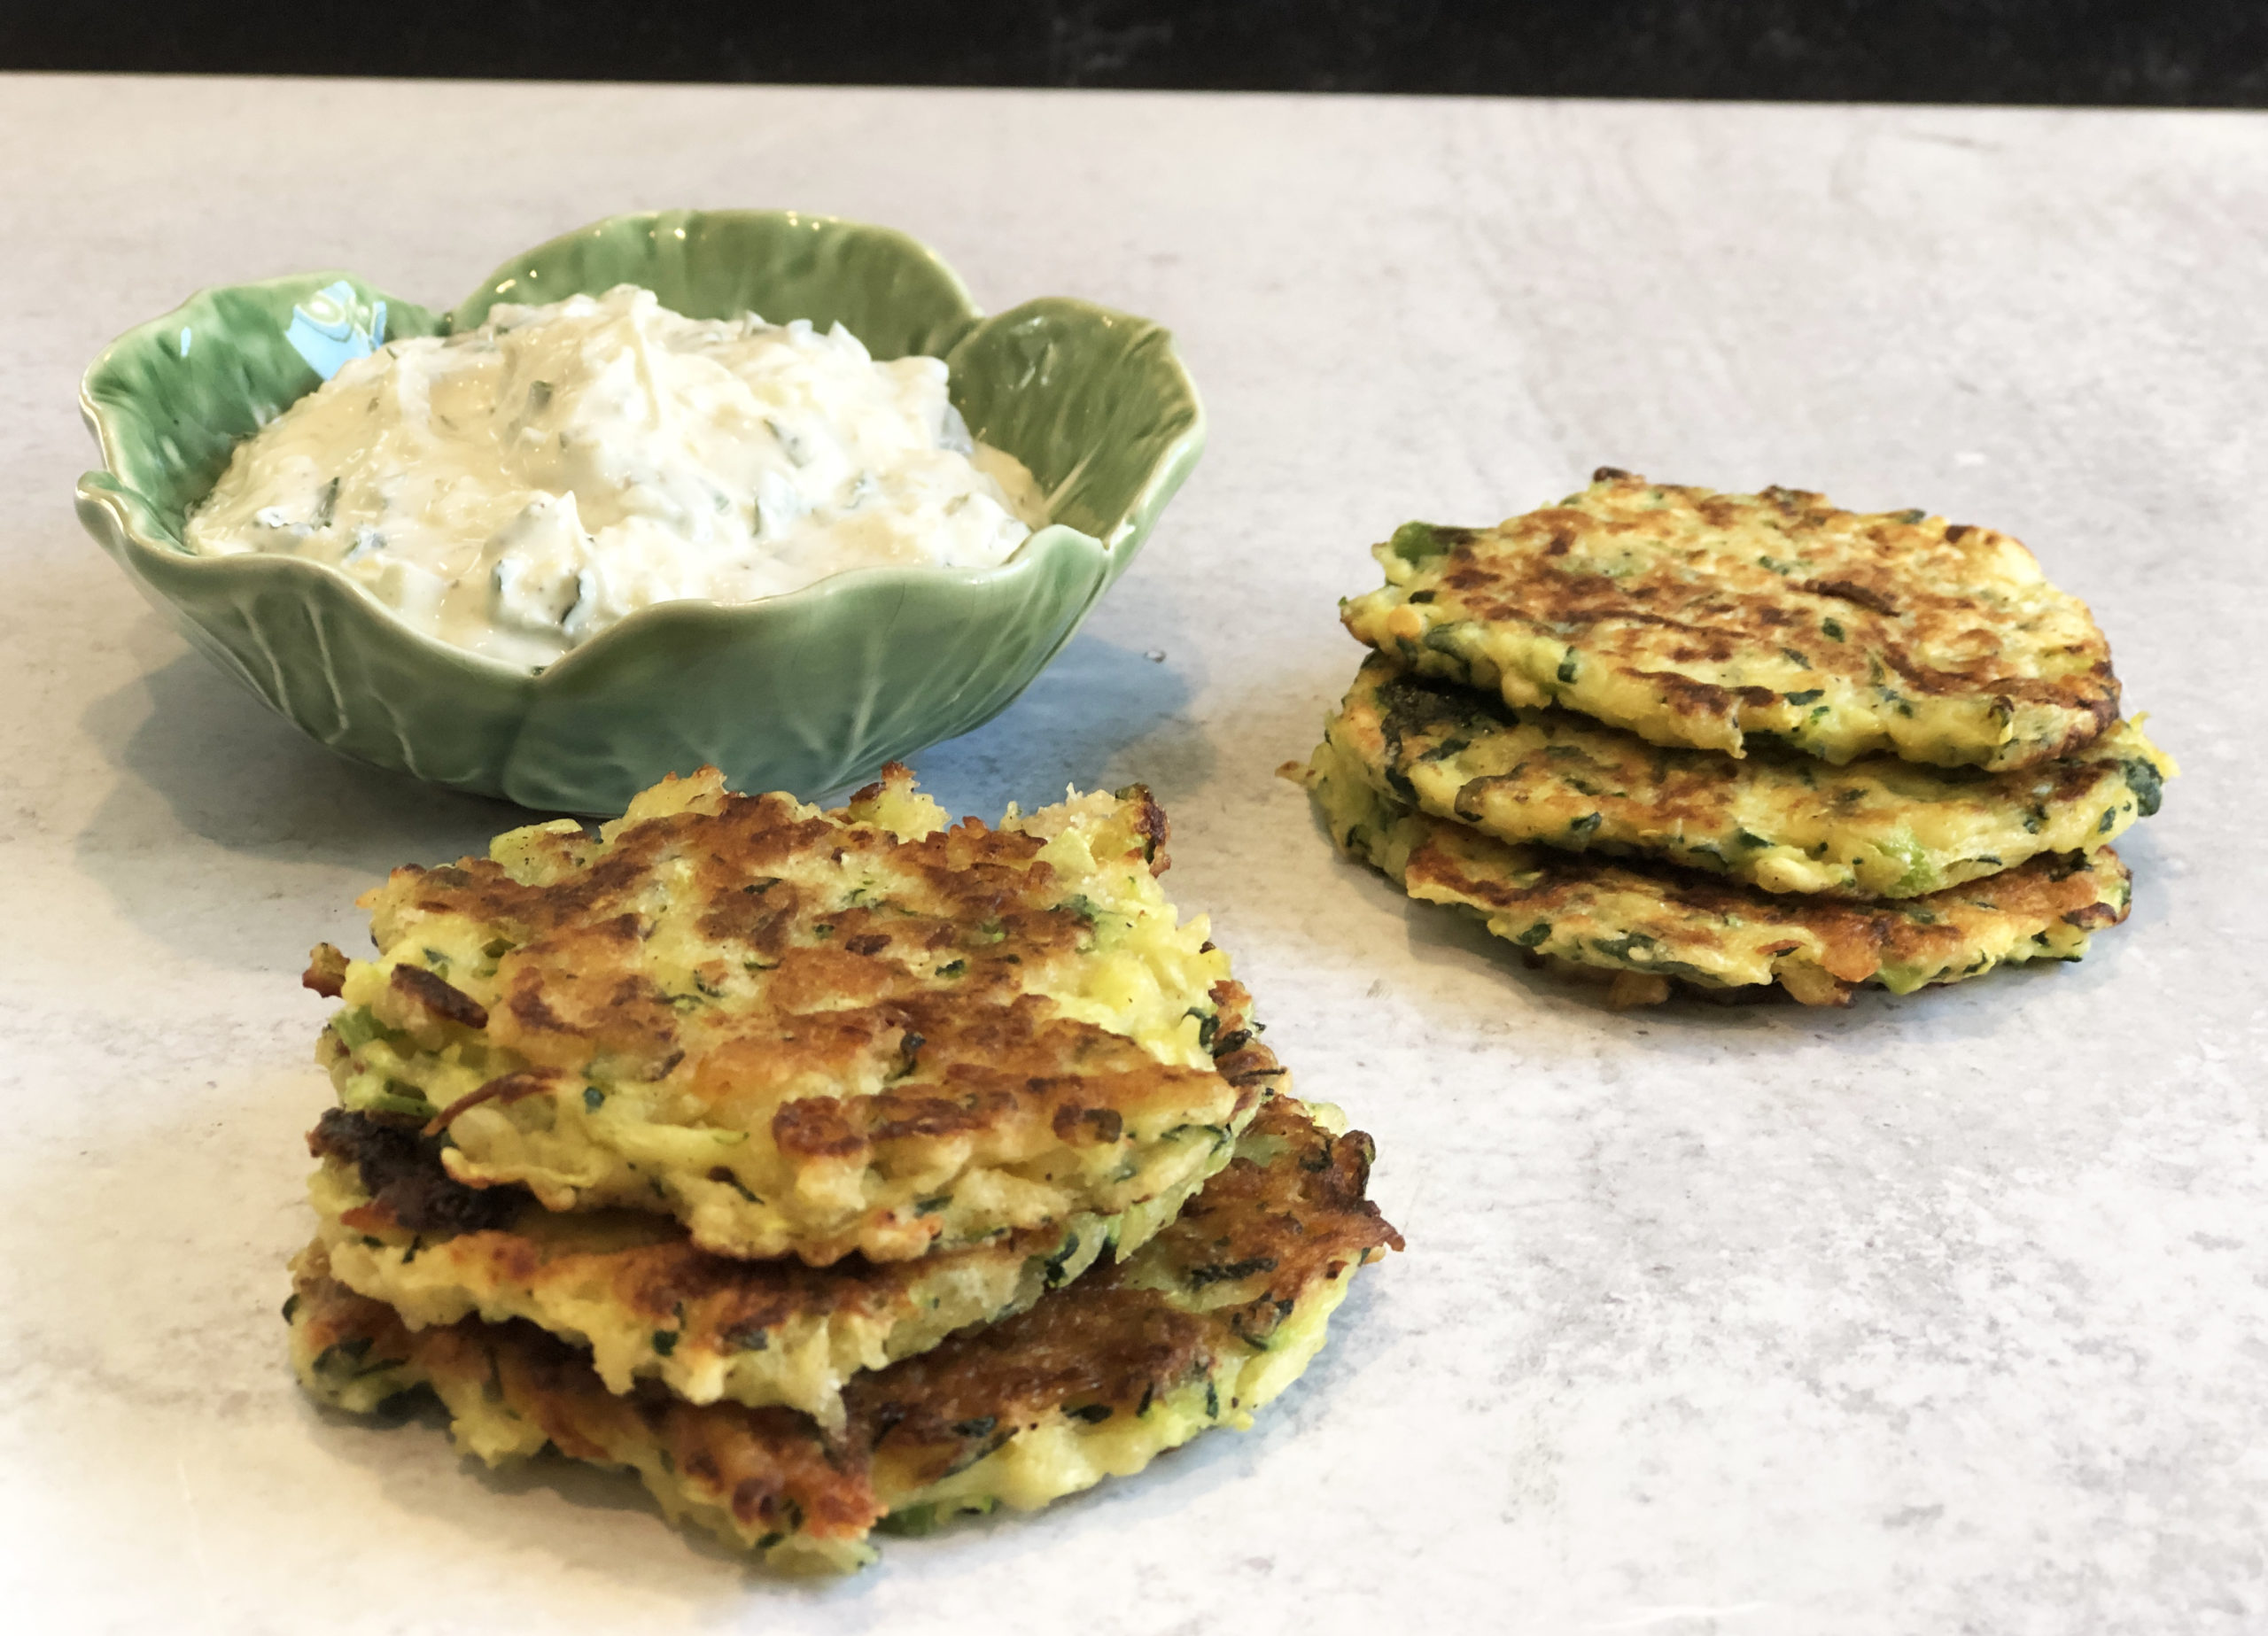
[3,75,2259,1635]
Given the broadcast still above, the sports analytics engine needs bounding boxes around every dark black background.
[9,0,2266,105]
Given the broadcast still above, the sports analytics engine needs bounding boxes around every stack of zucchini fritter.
[1298,470,2171,1006]
[287,765,1400,1570]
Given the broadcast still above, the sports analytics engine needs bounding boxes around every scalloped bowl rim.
[75,213,1205,690]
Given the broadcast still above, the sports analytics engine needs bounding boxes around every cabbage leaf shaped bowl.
[75,210,1204,811]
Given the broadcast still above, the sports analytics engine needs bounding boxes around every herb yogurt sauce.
[184,285,1049,668]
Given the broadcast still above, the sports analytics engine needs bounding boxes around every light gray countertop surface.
[3,73,2260,1635]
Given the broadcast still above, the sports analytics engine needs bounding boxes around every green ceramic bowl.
[75,210,1204,812]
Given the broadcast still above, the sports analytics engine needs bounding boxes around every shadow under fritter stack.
[286,765,1399,1570]
[1296,470,2172,1006]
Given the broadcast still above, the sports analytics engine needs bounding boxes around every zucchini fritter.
[289,1096,1402,1572]
[304,1080,1269,1431]
[1341,471,2119,770]
[1297,739,2131,1005]
[1332,653,2171,898]
[308,766,1280,1266]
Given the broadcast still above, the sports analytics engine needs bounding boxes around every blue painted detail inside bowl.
[284,282,388,380]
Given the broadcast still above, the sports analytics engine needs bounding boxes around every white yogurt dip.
[184,285,1049,668]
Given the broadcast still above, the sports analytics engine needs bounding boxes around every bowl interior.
[82,276,444,544]
[83,210,1199,579]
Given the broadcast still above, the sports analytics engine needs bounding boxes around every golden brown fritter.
[1340,472,2119,770]
[289,1097,1402,1571]
[1297,738,2131,1005]
[1332,653,2171,898]
[304,1084,1254,1432]
[308,765,1280,1264]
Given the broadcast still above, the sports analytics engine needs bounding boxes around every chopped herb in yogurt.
[184,285,1048,668]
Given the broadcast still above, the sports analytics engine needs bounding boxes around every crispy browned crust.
[308,1109,522,1237]
[1406,827,2130,991]
[1335,652,2164,898]
[291,1097,1401,1552]
[1438,483,2117,716]
[743,995,1213,1161]
[313,1110,1096,1362]
[1194,980,1286,1099]
[334,768,1266,1262]
[291,1257,882,1547]
[1117,784,1173,873]
[381,781,1128,1095]
[312,1012,1302,1399]
[303,942,350,999]
[418,787,1150,1081]
[1346,474,2119,769]
[1301,732,2132,1004]
[850,1096,1402,1490]
[1120,1093,1406,1348]
[399,791,1094,962]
